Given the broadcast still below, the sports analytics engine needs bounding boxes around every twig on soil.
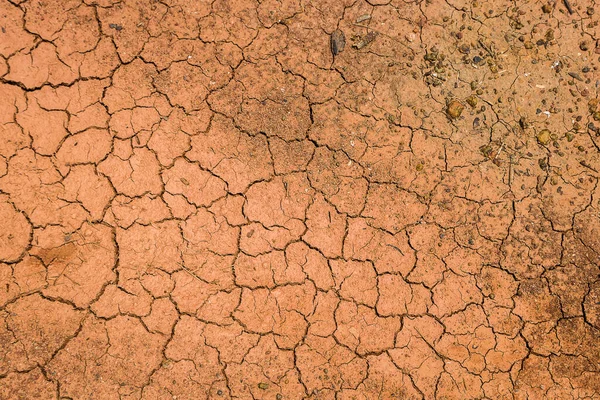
[580,160,598,173]
[352,23,413,51]
[563,0,574,14]
[478,39,495,58]
[179,263,205,282]
[494,141,505,160]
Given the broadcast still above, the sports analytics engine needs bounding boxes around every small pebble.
[537,129,551,145]
[446,100,465,119]
[466,95,478,108]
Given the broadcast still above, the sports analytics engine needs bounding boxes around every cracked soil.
[1,0,600,398]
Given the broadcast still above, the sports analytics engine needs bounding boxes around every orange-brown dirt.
[1,0,600,398]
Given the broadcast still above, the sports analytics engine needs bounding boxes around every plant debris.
[330,29,346,56]
[353,31,378,50]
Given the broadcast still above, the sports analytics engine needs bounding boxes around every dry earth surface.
[1,0,600,398]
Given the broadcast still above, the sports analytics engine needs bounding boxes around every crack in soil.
[1,0,600,398]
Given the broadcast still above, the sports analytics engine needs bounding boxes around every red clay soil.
[1,0,600,399]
